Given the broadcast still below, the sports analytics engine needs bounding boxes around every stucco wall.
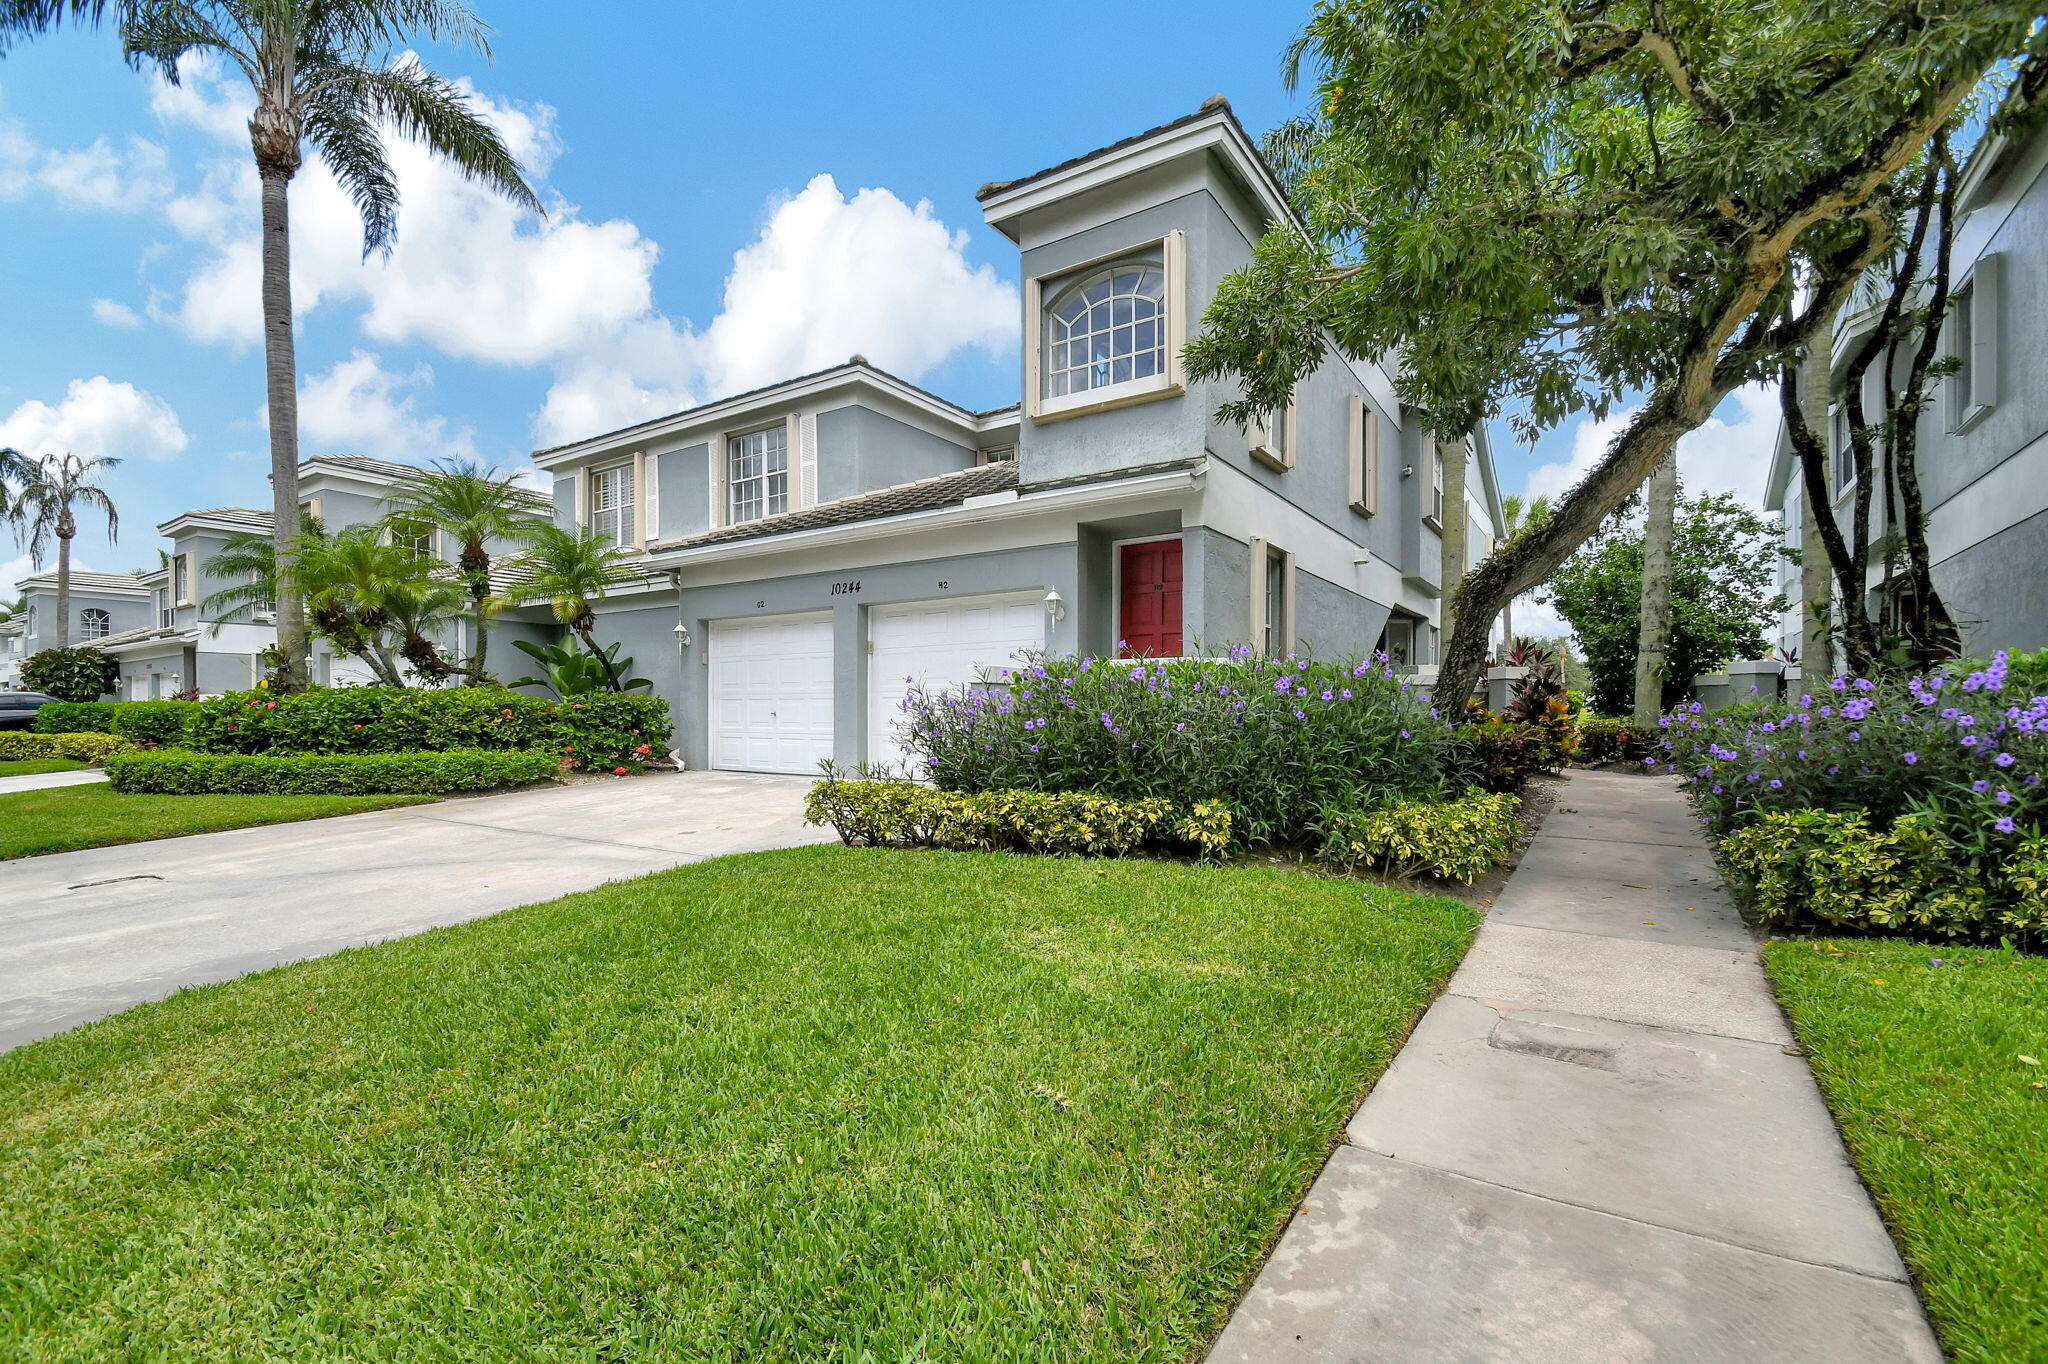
[817,406,977,504]
[1936,508,2048,655]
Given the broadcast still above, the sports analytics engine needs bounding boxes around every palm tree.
[286,525,459,687]
[382,459,543,684]
[3,1,540,691]
[199,508,318,623]
[498,524,644,691]
[5,451,120,649]
[1496,493,1551,645]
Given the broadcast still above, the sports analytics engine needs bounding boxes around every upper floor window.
[589,462,635,545]
[390,518,435,561]
[154,588,172,629]
[26,605,37,636]
[1946,256,2000,432]
[80,608,110,640]
[728,426,789,524]
[1428,450,1446,527]
[173,555,191,605]
[1828,403,1855,493]
[1045,264,1165,399]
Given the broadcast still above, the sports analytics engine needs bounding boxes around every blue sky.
[0,1,1775,625]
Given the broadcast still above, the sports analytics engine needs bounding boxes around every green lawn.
[0,847,1476,1361]
[1765,938,2048,1362]
[0,758,88,778]
[0,784,436,859]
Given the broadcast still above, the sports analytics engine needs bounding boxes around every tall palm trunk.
[259,159,310,691]
[54,521,73,649]
[466,572,492,685]
[1632,446,1678,725]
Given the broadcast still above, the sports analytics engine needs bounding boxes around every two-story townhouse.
[1767,102,2048,664]
[9,570,153,686]
[0,615,28,687]
[535,98,1502,774]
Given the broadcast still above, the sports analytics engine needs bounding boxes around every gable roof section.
[653,462,1019,552]
[17,569,148,595]
[158,506,273,536]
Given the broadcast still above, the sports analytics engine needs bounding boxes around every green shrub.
[1447,718,1554,793]
[899,650,1451,844]
[182,686,672,772]
[31,701,118,734]
[804,778,1233,859]
[1577,716,1655,764]
[1718,809,2047,943]
[1315,793,1522,883]
[104,748,561,796]
[0,731,134,763]
[21,646,120,702]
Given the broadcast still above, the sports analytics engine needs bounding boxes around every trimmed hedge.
[104,748,561,796]
[0,731,133,763]
[1316,792,1522,883]
[184,687,672,772]
[1577,716,1656,764]
[805,778,1233,859]
[34,699,198,746]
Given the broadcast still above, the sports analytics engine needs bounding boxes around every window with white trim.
[1428,450,1446,526]
[589,463,635,545]
[155,587,172,629]
[1264,547,1288,657]
[1946,257,2000,430]
[727,425,789,523]
[172,556,191,605]
[79,607,109,640]
[1045,262,1166,399]
[1349,397,1380,515]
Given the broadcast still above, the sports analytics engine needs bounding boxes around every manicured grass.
[1765,938,2048,1362]
[0,847,1476,1360]
[0,759,88,778]
[0,784,436,860]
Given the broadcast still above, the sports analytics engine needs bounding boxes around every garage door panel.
[709,614,835,775]
[868,591,1045,770]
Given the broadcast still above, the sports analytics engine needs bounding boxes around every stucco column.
[1437,437,1469,649]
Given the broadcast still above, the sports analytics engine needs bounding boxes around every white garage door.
[709,613,836,774]
[868,591,1045,770]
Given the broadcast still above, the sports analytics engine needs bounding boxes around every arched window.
[1045,263,1165,398]
[80,608,110,640]
[25,605,36,637]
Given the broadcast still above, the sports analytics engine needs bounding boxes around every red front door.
[1119,538,1183,658]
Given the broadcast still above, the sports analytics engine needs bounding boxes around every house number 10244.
[829,580,863,596]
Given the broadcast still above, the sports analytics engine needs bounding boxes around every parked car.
[0,690,57,729]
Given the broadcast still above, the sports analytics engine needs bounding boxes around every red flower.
[635,744,651,755]
[613,766,627,775]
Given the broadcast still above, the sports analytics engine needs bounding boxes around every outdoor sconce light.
[673,621,692,649]
[1044,588,1067,623]
[669,570,691,648]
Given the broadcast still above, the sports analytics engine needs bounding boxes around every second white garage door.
[868,591,1045,770]
[709,613,835,774]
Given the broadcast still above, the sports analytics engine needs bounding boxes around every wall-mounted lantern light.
[1044,588,1067,623]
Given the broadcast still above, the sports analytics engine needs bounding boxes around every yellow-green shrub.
[1316,793,1521,882]
[1719,809,2048,942]
[0,731,133,763]
[804,779,1232,859]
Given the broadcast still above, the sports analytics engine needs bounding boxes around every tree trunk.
[1437,436,1469,678]
[1797,295,1840,693]
[54,528,72,649]
[259,161,310,692]
[1632,446,1679,724]
[469,578,493,686]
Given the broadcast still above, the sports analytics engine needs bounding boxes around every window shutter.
[1248,536,1269,652]
[1163,230,1187,388]
[798,412,819,509]
[1281,553,1298,654]
[1347,396,1367,512]
[632,452,648,548]
[182,552,197,606]
[644,451,661,543]
[1023,276,1044,418]
[708,434,725,529]
[1972,253,2001,409]
[1281,404,1298,470]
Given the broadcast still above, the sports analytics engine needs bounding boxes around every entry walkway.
[0,768,107,795]
[1209,770,1941,1363]
[0,770,828,1052]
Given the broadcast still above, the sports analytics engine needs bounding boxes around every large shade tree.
[1186,0,2047,712]
[4,450,120,648]
[2,0,539,691]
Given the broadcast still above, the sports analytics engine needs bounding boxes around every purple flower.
[1400,729,1411,739]
[1175,721,1186,732]
[1995,789,2014,805]
[1829,677,1847,691]
[1995,816,2018,835]
[1973,779,1991,793]
[1995,752,2018,768]
[1768,778,1783,789]
[1321,689,1335,701]
[1904,752,1919,765]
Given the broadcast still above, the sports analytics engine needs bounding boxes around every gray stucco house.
[1767,102,2048,666]
[534,98,1503,773]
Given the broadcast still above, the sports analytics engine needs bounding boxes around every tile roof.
[977,96,1237,202]
[93,621,189,649]
[531,360,995,460]
[19,569,146,591]
[175,506,273,529]
[653,462,1020,552]
[1016,456,1205,495]
[300,453,422,479]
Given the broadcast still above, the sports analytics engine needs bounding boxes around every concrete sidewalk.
[1209,770,1940,1363]
[0,768,107,795]
[0,770,828,1052]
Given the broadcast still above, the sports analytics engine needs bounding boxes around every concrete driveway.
[0,770,829,1052]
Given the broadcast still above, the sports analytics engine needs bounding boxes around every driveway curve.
[0,771,827,1052]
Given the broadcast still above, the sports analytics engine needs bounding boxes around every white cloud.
[148,57,1018,449]
[0,377,188,463]
[92,298,143,328]
[292,352,478,464]
[0,552,33,605]
[1523,382,1781,509]
[0,117,172,212]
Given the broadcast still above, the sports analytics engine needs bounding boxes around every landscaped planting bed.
[1765,939,2047,1361]
[0,846,1476,1360]
[0,786,435,860]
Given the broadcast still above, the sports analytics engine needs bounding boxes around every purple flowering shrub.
[1661,650,2048,942]
[895,647,1452,844]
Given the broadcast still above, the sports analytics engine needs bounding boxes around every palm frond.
[302,76,400,253]
[348,55,539,212]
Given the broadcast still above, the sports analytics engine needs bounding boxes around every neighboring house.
[0,616,25,688]
[532,98,1504,774]
[1767,104,2048,662]
[10,569,153,678]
